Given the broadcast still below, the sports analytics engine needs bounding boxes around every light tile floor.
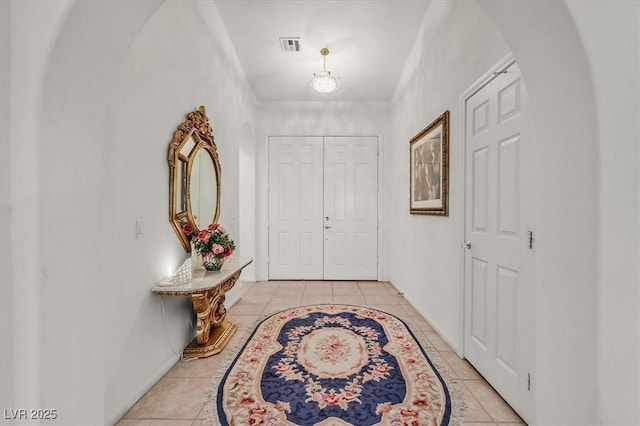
[117,281,526,426]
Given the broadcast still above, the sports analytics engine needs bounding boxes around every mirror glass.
[190,146,218,230]
[175,136,196,213]
[175,160,187,213]
[168,106,221,252]
[180,135,196,157]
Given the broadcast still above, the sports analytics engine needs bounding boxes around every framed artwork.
[410,110,449,215]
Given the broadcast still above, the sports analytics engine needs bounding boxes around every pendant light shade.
[310,48,339,94]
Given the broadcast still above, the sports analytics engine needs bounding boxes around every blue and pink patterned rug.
[216,305,454,425]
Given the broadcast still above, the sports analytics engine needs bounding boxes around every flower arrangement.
[183,222,235,271]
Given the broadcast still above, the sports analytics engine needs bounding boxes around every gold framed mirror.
[168,106,221,252]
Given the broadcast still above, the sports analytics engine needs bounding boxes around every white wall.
[387,0,509,372]
[4,1,110,423]
[0,0,13,414]
[103,2,256,422]
[239,123,257,281]
[3,1,257,424]
[565,2,640,423]
[254,101,390,281]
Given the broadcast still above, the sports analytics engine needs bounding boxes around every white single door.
[268,137,324,279]
[463,61,535,422]
[323,137,378,280]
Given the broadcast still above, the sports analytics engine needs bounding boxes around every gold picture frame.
[410,110,449,215]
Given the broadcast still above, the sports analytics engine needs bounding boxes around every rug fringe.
[411,334,468,426]
[204,308,468,426]
[205,323,255,425]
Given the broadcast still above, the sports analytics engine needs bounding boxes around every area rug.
[214,304,458,425]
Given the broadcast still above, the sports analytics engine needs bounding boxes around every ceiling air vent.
[279,37,301,53]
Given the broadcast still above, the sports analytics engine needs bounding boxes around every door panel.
[498,136,520,236]
[464,61,534,422]
[323,137,378,280]
[268,137,324,279]
[472,146,490,233]
[497,266,518,369]
[471,258,489,348]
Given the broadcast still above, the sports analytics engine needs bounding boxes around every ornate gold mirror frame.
[168,106,221,252]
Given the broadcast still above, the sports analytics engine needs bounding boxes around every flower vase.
[202,253,225,272]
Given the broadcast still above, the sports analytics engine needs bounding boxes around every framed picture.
[410,110,449,215]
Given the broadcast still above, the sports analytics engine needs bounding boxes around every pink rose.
[234,370,250,379]
[374,364,390,373]
[275,364,292,373]
[416,372,433,381]
[197,230,210,243]
[401,342,413,352]
[209,223,219,230]
[309,392,323,403]
[182,223,193,236]
[263,417,280,426]
[323,393,341,406]
[212,244,225,254]
[249,407,267,416]
[218,225,227,234]
[375,402,392,414]
[401,409,419,418]
[239,396,255,406]
[412,398,429,408]
[203,251,215,262]
[342,391,357,401]
[273,401,291,413]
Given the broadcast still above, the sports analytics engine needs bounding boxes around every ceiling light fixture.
[310,48,339,94]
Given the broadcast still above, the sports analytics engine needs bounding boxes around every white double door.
[268,136,378,280]
[463,61,534,423]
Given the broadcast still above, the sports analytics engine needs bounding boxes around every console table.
[152,257,253,359]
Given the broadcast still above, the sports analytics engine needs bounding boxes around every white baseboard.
[225,280,252,307]
[104,280,254,425]
[104,353,180,426]
[411,301,461,355]
[388,281,462,356]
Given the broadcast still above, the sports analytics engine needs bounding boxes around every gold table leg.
[182,270,241,359]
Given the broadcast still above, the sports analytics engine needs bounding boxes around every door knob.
[462,241,472,249]
[325,225,333,229]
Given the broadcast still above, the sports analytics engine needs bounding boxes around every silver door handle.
[462,241,472,249]
[325,225,333,229]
